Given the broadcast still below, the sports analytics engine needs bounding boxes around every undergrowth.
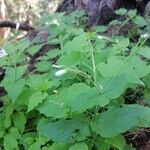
[0,9,150,150]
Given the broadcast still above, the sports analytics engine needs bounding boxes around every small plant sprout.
[55,69,68,77]
[0,48,8,58]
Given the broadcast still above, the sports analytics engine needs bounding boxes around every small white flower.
[52,64,62,69]
[55,69,67,77]
[16,22,20,30]
[0,48,8,58]
[97,35,104,40]
[53,19,60,26]
[141,33,149,38]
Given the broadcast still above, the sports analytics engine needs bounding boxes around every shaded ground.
[125,128,150,150]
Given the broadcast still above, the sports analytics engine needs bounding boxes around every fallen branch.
[0,20,35,31]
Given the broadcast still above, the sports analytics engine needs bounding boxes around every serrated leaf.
[28,142,41,150]
[28,92,48,112]
[27,44,43,56]
[57,50,83,66]
[139,46,150,58]
[127,10,137,18]
[38,119,90,143]
[47,49,61,58]
[119,38,130,49]
[60,83,90,106]
[98,56,150,84]
[106,135,126,150]
[133,16,147,27]
[95,137,110,150]
[37,95,68,118]
[61,33,87,53]
[12,112,26,133]
[72,87,110,113]
[4,134,18,150]
[69,143,88,150]
[50,143,67,150]
[101,74,127,99]
[94,26,107,33]
[4,66,27,81]
[35,61,51,72]
[10,127,21,140]
[27,74,52,91]
[4,79,25,103]
[92,105,150,137]
[115,8,127,16]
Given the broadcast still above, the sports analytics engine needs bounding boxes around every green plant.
[0,10,150,150]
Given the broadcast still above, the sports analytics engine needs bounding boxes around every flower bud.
[55,69,67,77]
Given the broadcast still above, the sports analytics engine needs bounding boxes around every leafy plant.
[0,10,150,150]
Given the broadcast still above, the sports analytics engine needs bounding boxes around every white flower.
[16,22,20,30]
[55,69,67,77]
[141,33,149,39]
[0,48,8,58]
[53,19,60,26]
[52,64,62,69]
[97,35,104,40]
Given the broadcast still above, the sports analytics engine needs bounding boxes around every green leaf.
[61,34,87,53]
[95,137,110,150]
[72,87,110,113]
[139,46,150,58]
[38,119,90,143]
[4,66,27,81]
[118,38,130,49]
[27,74,52,91]
[98,56,150,84]
[133,16,147,27]
[59,83,90,107]
[35,61,51,72]
[37,95,68,118]
[47,49,61,58]
[28,142,41,150]
[15,87,32,106]
[93,26,107,33]
[92,105,150,137]
[115,8,127,16]
[12,112,26,133]
[4,79,25,103]
[50,143,67,150]
[10,127,21,140]
[127,10,137,18]
[4,134,18,150]
[27,44,43,56]
[28,92,48,112]
[106,135,126,150]
[69,143,88,150]
[57,50,83,66]
[100,74,127,99]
